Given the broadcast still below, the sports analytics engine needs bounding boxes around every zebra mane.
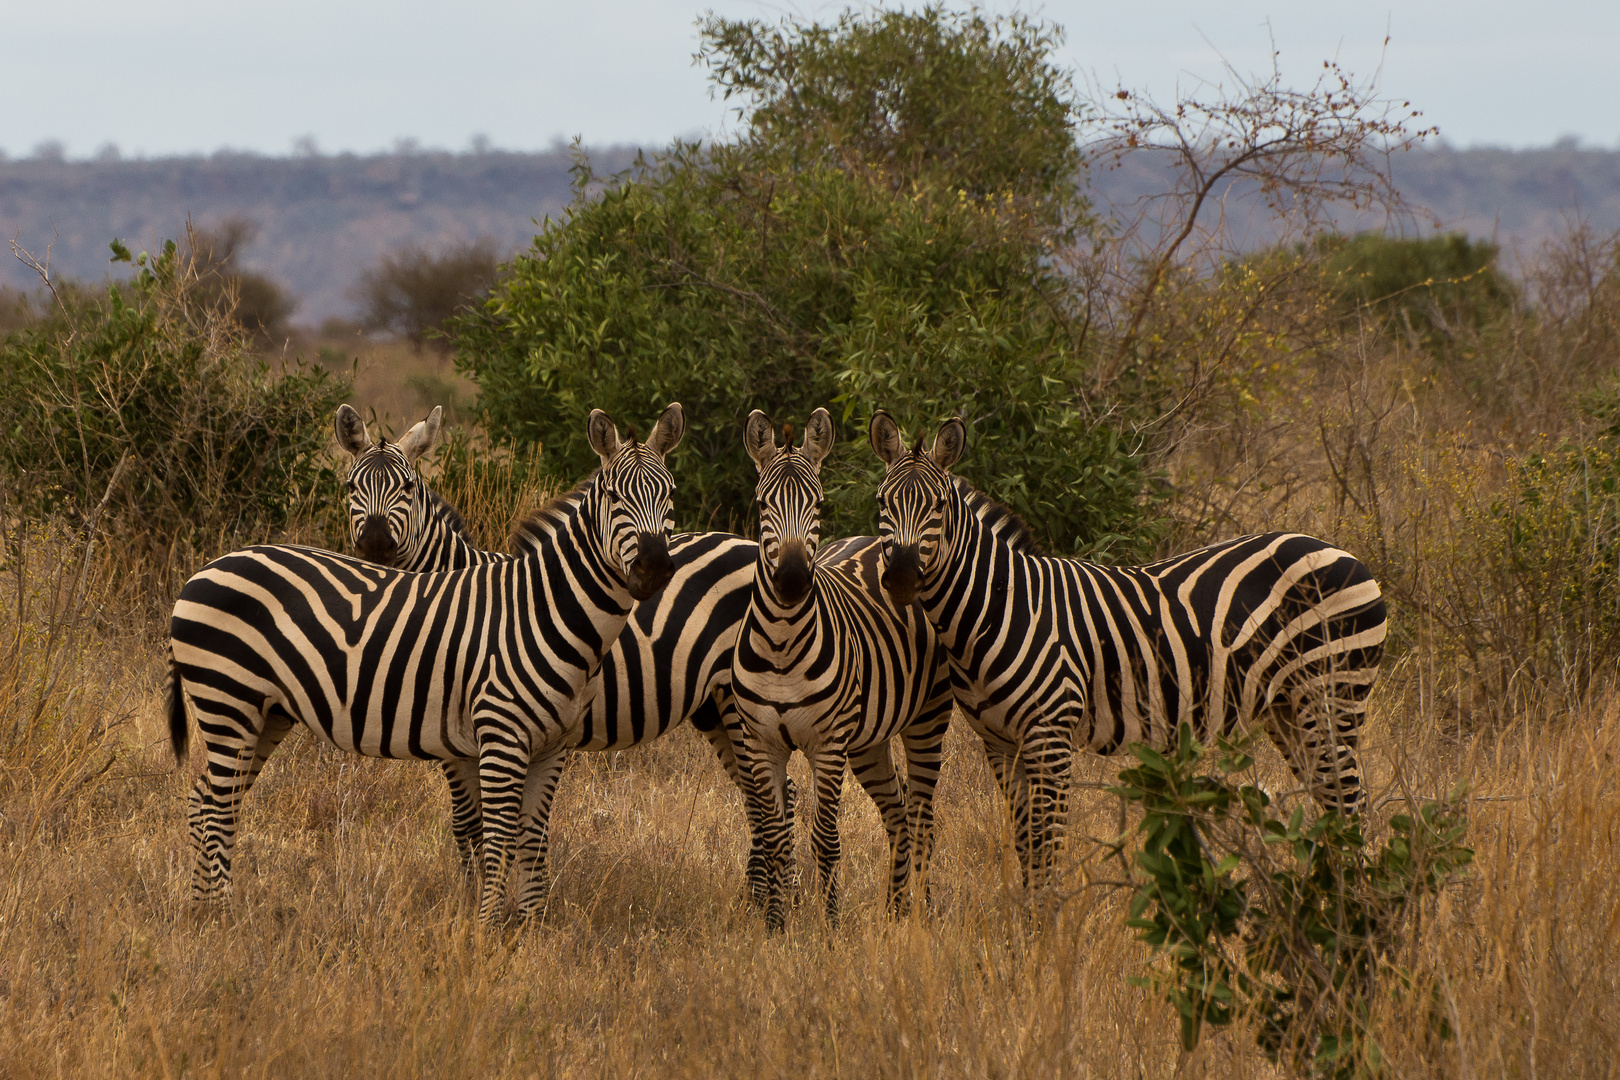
[954,476,1042,555]
[509,471,597,551]
[423,486,475,540]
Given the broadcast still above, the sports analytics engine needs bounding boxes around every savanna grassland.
[4,235,1620,1077]
[5,9,1620,1077]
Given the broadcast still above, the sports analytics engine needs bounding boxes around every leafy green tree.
[454,6,1161,555]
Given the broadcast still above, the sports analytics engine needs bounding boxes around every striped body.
[171,406,684,920]
[731,410,953,928]
[338,406,787,890]
[870,414,1388,883]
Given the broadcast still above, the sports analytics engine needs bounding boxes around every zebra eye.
[346,480,356,492]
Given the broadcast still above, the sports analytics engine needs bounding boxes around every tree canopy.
[455,6,1155,553]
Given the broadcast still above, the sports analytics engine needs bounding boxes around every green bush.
[0,239,351,598]
[1113,726,1472,1077]
[453,6,1162,556]
[1317,232,1515,348]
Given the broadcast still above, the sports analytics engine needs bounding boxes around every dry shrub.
[420,431,552,553]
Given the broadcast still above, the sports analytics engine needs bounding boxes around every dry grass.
[293,330,480,438]
[2,591,1617,1078]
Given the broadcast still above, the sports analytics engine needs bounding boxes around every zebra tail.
[166,647,189,766]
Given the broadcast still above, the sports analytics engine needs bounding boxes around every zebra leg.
[849,743,910,917]
[803,745,850,927]
[712,695,802,902]
[1021,724,1075,890]
[981,737,1033,887]
[1269,680,1368,815]
[439,757,483,880]
[898,703,950,912]
[473,717,534,923]
[740,737,794,930]
[513,747,569,918]
[723,703,800,907]
[186,702,295,903]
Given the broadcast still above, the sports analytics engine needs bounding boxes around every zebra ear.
[869,410,903,466]
[398,406,443,464]
[588,409,622,466]
[335,404,370,458]
[801,408,835,469]
[930,418,966,471]
[744,410,778,471]
[645,402,686,458]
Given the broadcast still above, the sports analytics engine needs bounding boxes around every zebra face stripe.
[599,448,678,600]
[591,404,685,602]
[345,443,421,564]
[755,453,825,605]
[870,412,965,607]
[746,409,834,607]
[337,404,441,567]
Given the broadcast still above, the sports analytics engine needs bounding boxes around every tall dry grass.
[1,519,1617,1076]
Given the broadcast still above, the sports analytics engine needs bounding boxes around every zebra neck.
[743,552,823,657]
[402,488,490,571]
[921,486,1021,661]
[521,480,635,640]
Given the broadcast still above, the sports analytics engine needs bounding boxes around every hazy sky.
[4,1,1616,159]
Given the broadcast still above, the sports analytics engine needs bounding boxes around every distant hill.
[0,146,640,323]
[5,145,1619,324]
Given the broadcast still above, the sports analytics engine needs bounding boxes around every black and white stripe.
[869,412,1388,884]
[336,403,790,892]
[730,409,954,929]
[336,405,497,572]
[168,405,685,921]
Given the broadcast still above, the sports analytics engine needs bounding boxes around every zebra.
[729,408,954,930]
[168,404,685,922]
[335,403,792,894]
[336,404,491,571]
[867,411,1388,885]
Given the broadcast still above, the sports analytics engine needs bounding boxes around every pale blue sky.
[3,1,1615,159]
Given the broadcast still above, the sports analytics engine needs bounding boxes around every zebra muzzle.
[880,544,921,607]
[355,515,398,563]
[773,540,813,606]
[626,531,674,601]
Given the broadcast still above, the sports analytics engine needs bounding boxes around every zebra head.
[744,408,835,607]
[336,404,442,566]
[587,403,684,601]
[870,410,966,607]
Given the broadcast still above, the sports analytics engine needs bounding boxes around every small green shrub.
[0,238,351,601]
[1112,726,1472,1077]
